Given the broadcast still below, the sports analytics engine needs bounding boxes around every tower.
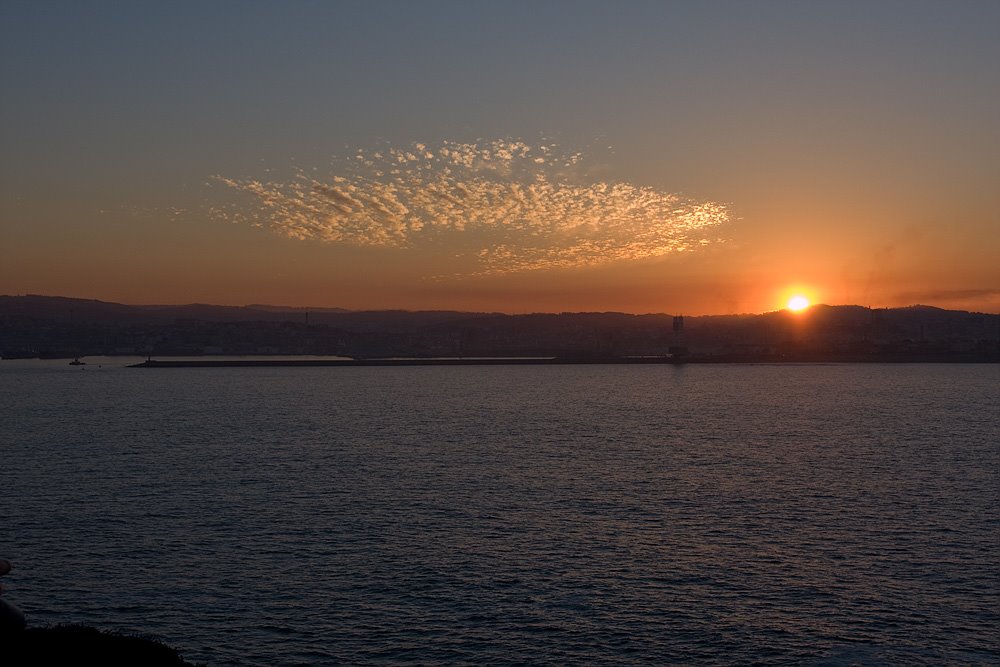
[669,315,688,358]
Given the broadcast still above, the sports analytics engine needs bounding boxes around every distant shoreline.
[127,354,998,367]
[4,296,997,364]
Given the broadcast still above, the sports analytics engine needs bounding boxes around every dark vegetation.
[1,294,997,361]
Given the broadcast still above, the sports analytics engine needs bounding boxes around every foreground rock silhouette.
[7,624,201,666]
[2,559,199,666]
[0,559,26,634]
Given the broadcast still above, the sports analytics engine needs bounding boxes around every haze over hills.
[1,294,997,362]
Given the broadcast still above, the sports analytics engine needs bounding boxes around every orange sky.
[2,3,998,314]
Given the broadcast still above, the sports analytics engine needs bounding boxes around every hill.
[1,294,997,361]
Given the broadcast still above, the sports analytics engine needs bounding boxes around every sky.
[2,0,998,314]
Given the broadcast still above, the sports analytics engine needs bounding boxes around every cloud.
[214,139,732,275]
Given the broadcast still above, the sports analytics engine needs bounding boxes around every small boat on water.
[69,358,86,366]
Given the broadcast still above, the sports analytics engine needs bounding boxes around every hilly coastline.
[1,294,997,363]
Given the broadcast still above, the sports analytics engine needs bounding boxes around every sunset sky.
[2,1,998,314]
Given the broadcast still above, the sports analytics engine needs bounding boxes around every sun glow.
[787,295,811,311]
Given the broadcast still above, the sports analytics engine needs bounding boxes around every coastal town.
[2,295,997,363]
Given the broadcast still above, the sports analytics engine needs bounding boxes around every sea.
[2,359,998,666]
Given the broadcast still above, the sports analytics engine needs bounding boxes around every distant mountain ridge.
[5,293,995,323]
[1,294,997,361]
[0,294,493,327]
[243,304,352,314]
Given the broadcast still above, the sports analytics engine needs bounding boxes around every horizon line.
[4,293,999,318]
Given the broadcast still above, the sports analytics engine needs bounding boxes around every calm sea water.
[2,360,998,666]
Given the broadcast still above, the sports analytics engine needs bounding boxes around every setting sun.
[787,295,811,311]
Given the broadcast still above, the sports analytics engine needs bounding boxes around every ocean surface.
[2,359,998,665]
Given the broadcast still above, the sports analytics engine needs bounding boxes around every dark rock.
[5,624,201,666]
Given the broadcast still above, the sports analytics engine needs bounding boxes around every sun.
[787,295,811,312]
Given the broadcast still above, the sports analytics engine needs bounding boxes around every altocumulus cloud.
[214,139,732,275]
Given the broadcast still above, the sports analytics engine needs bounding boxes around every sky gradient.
[2,1,998,314]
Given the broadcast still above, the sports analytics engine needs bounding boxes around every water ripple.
[2,363,998,665]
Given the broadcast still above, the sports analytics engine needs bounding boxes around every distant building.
[670,315,687,357]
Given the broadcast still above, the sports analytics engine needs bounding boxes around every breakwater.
[129,356,682,368]
[127,351,997,367]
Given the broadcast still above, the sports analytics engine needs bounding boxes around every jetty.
[129,356,686,368]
